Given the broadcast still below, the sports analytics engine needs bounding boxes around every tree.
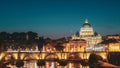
[88,53,103,68]
[37,37,45,68]
[27,31,38,41]
[38,37,45,51]
[11,32,20,42]
[55,43,64,52]
[0,32,10,41]
[0,32,10,51]
[55,42,65,66]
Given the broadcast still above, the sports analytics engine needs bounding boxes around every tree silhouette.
[55,43,64,52]
[88,53,103,68]
[27,31,38,41]
[38,37,45,51]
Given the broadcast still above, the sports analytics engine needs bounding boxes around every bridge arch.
[23,53,37,61]
[3,53,14,61]
[44,53,59,61]
[43,53,59,68]
[68,53,81,60]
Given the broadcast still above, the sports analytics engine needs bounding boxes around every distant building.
[101,35,120,52]
[63,39,87,52]
[106,35,120,40]
[72,19,102,51]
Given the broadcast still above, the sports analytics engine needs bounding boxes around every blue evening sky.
[0,0,120,39]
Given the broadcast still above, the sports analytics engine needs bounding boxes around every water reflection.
[46,62,57,68]
[8,61,89,68]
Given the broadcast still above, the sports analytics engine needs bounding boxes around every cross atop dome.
[82,18,91,27]
[85,18,88,23]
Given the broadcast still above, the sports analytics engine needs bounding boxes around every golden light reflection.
[69,63,72,68]
[33,54,39,60]
[12,53,18,60]
[97,53,107,59]
[0,52,5,60]
[20,53,25,60]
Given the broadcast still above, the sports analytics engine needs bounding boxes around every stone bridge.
[1,50,107,61]
[0,51,111,68]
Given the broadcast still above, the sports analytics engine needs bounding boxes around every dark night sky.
[0,0,120,39]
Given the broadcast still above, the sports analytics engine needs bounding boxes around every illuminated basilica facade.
[72,19,102,51]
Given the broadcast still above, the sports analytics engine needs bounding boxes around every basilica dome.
[80,19,94,36]
[82,22,91,27]
[72,18,102,51]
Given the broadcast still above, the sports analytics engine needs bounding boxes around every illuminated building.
[109,42,120,52]
[101,35,120,52]
[63,39,87,52]
[106,35,120,39]
[72,19,102,51]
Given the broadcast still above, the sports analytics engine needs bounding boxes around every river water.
[8,61,89,68]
